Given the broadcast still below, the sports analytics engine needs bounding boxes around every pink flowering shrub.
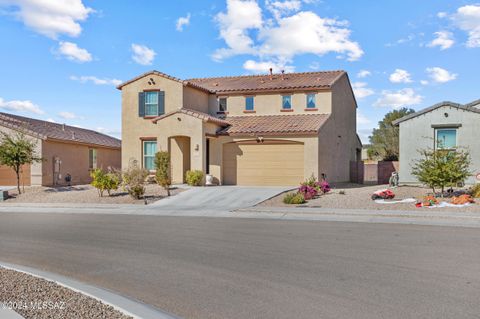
[298,185,318,200]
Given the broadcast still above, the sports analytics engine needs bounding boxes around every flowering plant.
[298,185,318,200]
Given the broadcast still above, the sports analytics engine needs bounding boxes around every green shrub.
[155,151,171,196]
[470,183,480,198]
[283,192,306,204]
[90,168,120,197]
[186,170,204,186]
[122,160,149,199]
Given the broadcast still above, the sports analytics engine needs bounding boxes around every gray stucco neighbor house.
[393,99,480,185]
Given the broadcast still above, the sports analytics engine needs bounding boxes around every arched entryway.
[169,136,191,184]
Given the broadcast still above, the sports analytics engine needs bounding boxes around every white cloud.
[266,0,302,20]
[213,0,263,60]
[176,13,191,31]
[70,75,122,86]
[357,70,371,78]
[427,31,454,50]
[0,97,44,114]
[58,111,83,120]
[420,80,429,85]
[57,41,92,62]
[46,118,56,123]
[374,88,423,109]
[131,43,156,65]
[258,11,363,62]
[356,111,371,126]
[352,82,374,99]
[426,67,457,83]
[437,12,448,18]
[308,61,320,70]
[0,0,93,39]
[389,69,412,83]
[243,59,295,73]
[213,0,363,63]
[452,4,480,48]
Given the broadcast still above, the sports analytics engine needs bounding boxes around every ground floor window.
[89,149,97,169]
[143,141,157,170]
[436,128,457,149]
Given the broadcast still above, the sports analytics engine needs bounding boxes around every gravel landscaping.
[2,184,184,205]
[259,183,480,213]
[0,267,131,319]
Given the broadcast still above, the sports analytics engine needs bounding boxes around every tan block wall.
[121,74,184,169]
[207,91,332,116]
[42,140,120,186]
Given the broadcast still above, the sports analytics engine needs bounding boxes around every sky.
[0,0,479,142]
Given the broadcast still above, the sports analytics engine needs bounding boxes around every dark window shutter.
[138,92,145,117]
[158,91,165,115]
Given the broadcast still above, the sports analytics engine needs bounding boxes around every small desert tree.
[0,131,42,194]
[411,148,471,195]
[155,151,171,196]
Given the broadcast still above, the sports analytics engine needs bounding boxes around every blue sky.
[0,0,479,142]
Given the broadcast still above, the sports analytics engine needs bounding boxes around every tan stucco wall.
[41,140,120,186]
[0,126,43,186]
[319,73,359,182]
[207,91,332,116]
[183,86,209,113]
[121,74,184,169]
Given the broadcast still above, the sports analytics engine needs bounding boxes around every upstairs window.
[218,97,227,112]
[143,141,157,171]
[306,94,316,108]
[282,95,292,109]
[89,149,97,170]
[245,96,254,111]
[436,128,457,149]
[145,91,159,116]
[138,91,165,117]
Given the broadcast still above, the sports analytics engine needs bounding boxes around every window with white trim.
[143,141,157,170]
[89,149,97,170]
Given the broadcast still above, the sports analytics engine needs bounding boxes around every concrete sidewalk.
[0,308,24,319]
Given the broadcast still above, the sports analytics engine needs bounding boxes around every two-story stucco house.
[394,99,480,185]
[117,70,361,186]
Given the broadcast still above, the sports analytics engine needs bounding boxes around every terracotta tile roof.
[151,108,230,126]
[0,112,121,148]
[117,70,346,94]
[187,71,345,93]
[218,114,330,136]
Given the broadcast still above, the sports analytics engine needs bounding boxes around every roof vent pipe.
[269,68,273,80]
[62,124,66,131]
[281,70,285,80]
[72,132,75,140]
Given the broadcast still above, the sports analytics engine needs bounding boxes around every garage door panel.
[223,143,304,186]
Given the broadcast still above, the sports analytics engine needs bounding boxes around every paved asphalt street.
[0,212,479,319]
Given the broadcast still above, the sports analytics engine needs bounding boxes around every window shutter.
[138,92,145,117]
[158,91,165,115]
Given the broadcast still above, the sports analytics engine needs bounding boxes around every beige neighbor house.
[0,112,121,186]
[118,70,361,186]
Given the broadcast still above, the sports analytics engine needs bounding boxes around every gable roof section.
[392,101,480,126]
[218,114,330,136]
[117,70,346,94]
[151,108,230,126]
[0,112,121,148]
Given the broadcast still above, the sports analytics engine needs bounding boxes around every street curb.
[0,262,180,319]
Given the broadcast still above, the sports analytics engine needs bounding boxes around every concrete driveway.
[149,186,290,211]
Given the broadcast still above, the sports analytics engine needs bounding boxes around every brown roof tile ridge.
[186,70,345,81]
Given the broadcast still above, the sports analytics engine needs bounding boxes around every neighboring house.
[118,70,361,186]
[0,112,121,186]
[393,99,480,184]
